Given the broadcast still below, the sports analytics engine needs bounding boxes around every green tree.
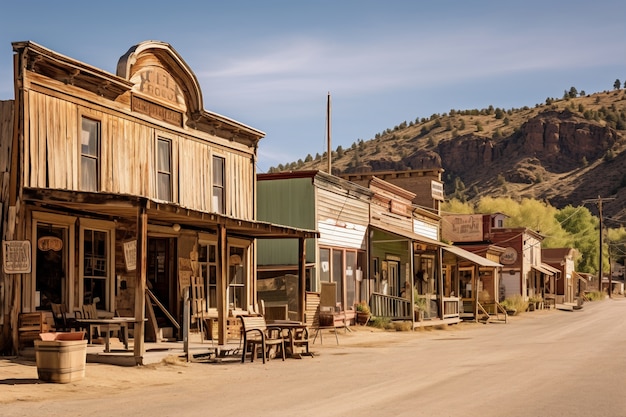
[555,205,600,273]
[614,79,621,90]
[441,198,474,214]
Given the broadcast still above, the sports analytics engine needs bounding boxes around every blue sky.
[0,1,624,172]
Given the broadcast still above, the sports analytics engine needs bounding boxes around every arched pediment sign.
[116,41,203,126]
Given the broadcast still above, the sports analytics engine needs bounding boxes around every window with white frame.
[80,117,100,192]
[212,155,225,214]
[197,241,218,310]
[228,246,246,310]
[82,228,109,310]
[157,138,172,201]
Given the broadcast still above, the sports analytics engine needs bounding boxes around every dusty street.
[2,298,626,417]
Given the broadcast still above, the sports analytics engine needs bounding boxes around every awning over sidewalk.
[443,245,502,268]
[369,223,445,248]
[532,264,558,276]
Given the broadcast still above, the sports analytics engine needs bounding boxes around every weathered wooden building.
[542,248,580,304]
[257,171,372,322]
[258,172,499,327]
[443,215,554,304]
[0,41,316,359]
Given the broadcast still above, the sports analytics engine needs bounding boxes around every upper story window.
[80,118,100,191]
[212,156,225,214]
[157,138,172,201]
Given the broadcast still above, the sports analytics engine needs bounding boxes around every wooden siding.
[317,221,367,250]
[257,177,317,266]
[22,90,255,220]
[370,203,413,231]
[413,218,439,241]
[316,187,368,228]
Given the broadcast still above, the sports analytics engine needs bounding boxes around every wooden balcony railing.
[370,292,412,320]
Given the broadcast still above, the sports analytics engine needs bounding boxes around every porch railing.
[370,292,412,320]
[442,296,460,319]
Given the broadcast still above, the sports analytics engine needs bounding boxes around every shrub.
[501,295,528,315]
[369,316,391,329]
[585,290,606,301]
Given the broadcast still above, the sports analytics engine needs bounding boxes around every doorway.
[35,225,68,310]
[147,238,178,329]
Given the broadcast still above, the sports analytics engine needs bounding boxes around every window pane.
[158,140,171,171]
[319,248,330,283]
[158,173,172,201]
[228,246,245,309]
[346,251,357,309]
[81,118,99,192]
[81,118,99,156]
[212,188,224,214]
[212,156,225,214]
[212,157,224,187]
[83,228,108,309]
[332,249,343,307]
[157,139,172,201]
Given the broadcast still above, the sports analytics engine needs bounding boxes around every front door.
[388,260,400,297]
[35,224,68,311]
[147,238,177,329]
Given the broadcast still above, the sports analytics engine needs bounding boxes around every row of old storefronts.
[0,40,586,361]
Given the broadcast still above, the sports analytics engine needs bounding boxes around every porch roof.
[22,188,319,239]
[532,264,558,276]
[443,245,502,268]
[369,223,445,248]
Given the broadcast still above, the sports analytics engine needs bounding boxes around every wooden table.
[269,320,312,358]
[76,317,137,352]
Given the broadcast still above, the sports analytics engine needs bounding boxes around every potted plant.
[528,295,543,311]
[355,302,371,325]
[414,291,428,322]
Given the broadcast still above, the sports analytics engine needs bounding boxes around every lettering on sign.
[3,240,32,274]
[442,214,483,242]
[390,200,408,216]
[37,236,63,251]
[137,67,183,106]
[132,96,183,127]
[500,247,518,265]
[123,240,137,272]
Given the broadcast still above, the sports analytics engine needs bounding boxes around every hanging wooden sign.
[37,236,63,251]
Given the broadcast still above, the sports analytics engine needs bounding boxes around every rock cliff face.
[437,110,619,181]
[342,109,626,220]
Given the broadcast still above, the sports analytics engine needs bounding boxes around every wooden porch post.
[473,264,478,321]
[133,201,148,364]
[298,237,306,322]
[438,247,444,320]
[217,225,227,345]
[409,240,415,327]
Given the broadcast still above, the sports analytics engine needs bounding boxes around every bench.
[238,315,285,363]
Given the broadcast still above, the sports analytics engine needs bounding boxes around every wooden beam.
[133,201,148,364]
[298,237,306,322]
[217,225,227,345]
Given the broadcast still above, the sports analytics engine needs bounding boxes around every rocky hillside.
[279,89,626,222]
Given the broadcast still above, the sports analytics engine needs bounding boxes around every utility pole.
[326,92,332,174]
[583,196,615,293]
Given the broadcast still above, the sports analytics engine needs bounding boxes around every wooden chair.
[238,315,285,363]
[83,303,120,342]
[312,282,345,344]
[50,303,78,332]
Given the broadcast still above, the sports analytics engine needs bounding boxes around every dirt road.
[2,298,626,417]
